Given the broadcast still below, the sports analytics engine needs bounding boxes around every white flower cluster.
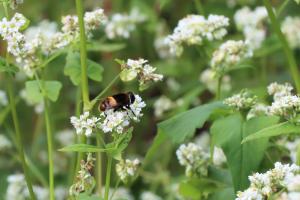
[70,112,100,137]
[211,40,253,74]
[165,14,229,56]
[0,90,8,107]
[0,134,12,152]
[224,89,257,110]
[281,16,300,49]
[69,153,96,197]
[116,158,140,183]
[71,94,146,135]
[236,162,300,200]
[154,36,174,59]
[6,174,67,200]
[120,58,163,87]
[153,96,174,117]
[0,9,105,76]
[140,191,162,200]
[267,82,300,122]
[281,138,300,163]
[105,8,146,39]
[247,103,269,120]
[199,69,231,94]
[234,7,268,50]
[176,143,209,177]
[55,129,74,147]
[226,0,256,8]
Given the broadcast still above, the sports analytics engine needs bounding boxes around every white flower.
[70,112,100,137]
[267,82,294,101]
[153,96,175,117]
[199,69,231,93]
[55,129,75,146]
[0,90,8,106]
[100,94,146,134]
[105,8,145,39]
[140,191,162,200]
[236,187,264,200]
[6,174,27,200]
[165,14,229,56]
[268,95,300,120]
[0,134,12,152]
[120,58,163,87]
[224,89,257,110]
[212,147,227,166]
[281,17,300,49]
[243,26,267,50]
[116,158,140,183]
[176,143,209,177]
[234,7,267,30]
[284,139,300,163]
[211,40,253,74]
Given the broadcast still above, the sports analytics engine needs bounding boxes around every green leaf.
[106,128,133,160]
[0,56,19,73]
[64,51,103,85]
[211,115,279,191]
[87,60,103,82]
[87,42,126,52]
[25,80,62,103]
[242,121,300,143]
[144,102,224,164]
[59,144,113,153]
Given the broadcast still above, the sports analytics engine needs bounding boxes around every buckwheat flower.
[140,191,162,200]
[69,153,96,197]
[176,143,209,177]
[0,90,8,107]
[281,17,300,49]
[154,36,174,59]
[120,58,163,87]
[267,82,294,101]
[0,134,12,152]
[234,7,268,30]
[55,129,74,147]
[199,69,231,93]
[249,173,272,195]
[211,40,253,74]
[285,175,300,192]
[165,14,229,56]
[212,147,227,166]
[284,138,300,163]
[268,95,300,121]
[247,103,269,120]
[105,8,146,39]
[84,8,107,33]
[116,158,140,183]
[243,26,267,50]
[224,89,257,110]
[6,174,27,200]
[70,112,100,137]
[154,96,175,117]
[236,187,263,200]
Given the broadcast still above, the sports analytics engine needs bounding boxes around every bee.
[98,92,136,112]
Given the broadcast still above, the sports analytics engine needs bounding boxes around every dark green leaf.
[211,115,279,191]
[0,56,19,73]
[242,121,300,143]
[87,60,103,82]
[87,42,126,52]
[145,102,224,165]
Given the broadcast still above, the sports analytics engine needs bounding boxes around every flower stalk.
[263,0,300,93]
[104,155,113,200]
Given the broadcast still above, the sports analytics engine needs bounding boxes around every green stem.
[75,0,90,111]
[263,0,300,93]
[216,76,222,100]
[6,77,37,200]
[277,0,290,17]
[90,73,121,108]
[194,0,205,16]
[44,98,55,200]
[96,133,103,195]
[104,156,113,200]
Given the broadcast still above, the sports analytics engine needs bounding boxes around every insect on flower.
[98,92,136,113]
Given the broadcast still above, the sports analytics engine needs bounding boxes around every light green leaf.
[145,102,224,164]
[211,115,279,191]
[64,51,103,85]
[59,144,113,153]
[242,121,300,143]
[0,56,19,73]
[25,80,62,103]
[87,60,103,82]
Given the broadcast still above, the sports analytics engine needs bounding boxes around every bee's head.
[127,92,135,104]
[98,101,107,111]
